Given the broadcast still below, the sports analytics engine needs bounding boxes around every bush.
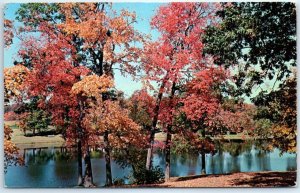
[113,147,165,185]
[129,165,164,185]
[113,178,126,186]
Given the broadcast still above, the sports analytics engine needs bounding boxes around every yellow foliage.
[71,74,114,98]
[273,125,296,153]
[4,65,29,100]
[83,100,146,149]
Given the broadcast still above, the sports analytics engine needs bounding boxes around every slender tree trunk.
[78,100,94,187]
[164,82,176,181]
[83,146,94,187]
[146,130,155,170]
[146,79,167,170]
[201,129,206,175]
[165,128,172,181]
[104,131,112,186]
[93,48,113,186]
[201,151,206,174]
[23,149,26,161]
[77,139,83,186]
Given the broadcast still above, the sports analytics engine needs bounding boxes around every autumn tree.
[17,24,91,185]
[4,125,24,173]
[15,2,144,186]
[178,67,228,174]
[71,75,147,185]
[142,2,220,180]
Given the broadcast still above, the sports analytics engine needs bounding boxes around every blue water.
[5,143,297,187]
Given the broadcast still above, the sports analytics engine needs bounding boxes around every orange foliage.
[4,65,29,101]
[4,125,24,172]
[71,75,114,98]
[83,100,147,149]
[58,3,143,76]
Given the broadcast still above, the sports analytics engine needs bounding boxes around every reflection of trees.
[26,148,53,165]
[244,151,253,171]
[220,141,252,157]
[211,153,224,174]
[254,140,272,153]
[286,157,297,171]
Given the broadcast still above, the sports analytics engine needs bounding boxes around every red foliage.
[4,112,20,121]
[21,23,90,146]
[142,2,221,131]
[181,67,228,123]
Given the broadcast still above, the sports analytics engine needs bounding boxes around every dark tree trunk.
[201,151,206,174]
[83,146,94,187]
[146,79,167,170]
[78,100,94,187]
[146,130,155,170]
[164,82,176,181]
[104,131,112,186]
[77,139,83,186]
[92,47,113,186]
[201,129,206,175]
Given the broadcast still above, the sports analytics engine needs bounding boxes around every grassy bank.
[5,121,65,149]
[5,120,254,149]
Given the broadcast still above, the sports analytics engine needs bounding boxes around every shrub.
[113,147,165,185]
[129,164,164,185]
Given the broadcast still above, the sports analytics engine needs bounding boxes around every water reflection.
[5,141,297,187]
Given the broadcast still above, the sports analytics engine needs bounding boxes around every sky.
[4,2,163,98]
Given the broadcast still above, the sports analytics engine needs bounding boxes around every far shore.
[6,120,259,149]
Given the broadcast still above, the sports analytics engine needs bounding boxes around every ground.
[130,171,296,187]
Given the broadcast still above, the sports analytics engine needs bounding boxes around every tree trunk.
[93,49,112,186]
[77,139,83,186]
[165,129,172,181]
[201,129,206,175]
[164,82,176,181]
[146,79,167,170]
[201,151,206,174]
[146,130,155,170]
[83,146,94,187]
[104,131,112,186]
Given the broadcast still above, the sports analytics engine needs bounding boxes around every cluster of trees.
[4,2,296,186]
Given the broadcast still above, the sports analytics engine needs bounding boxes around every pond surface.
[5,141,297,187]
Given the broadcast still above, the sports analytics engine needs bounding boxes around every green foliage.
[171,135,201,155]
[253,75,296,153]
[129,165,164,185]
[112,178,125,186]
[113,147,164,184]
[22,109,51,135]
[203,2,296,96]
[16,3,62,28]
[253,118,273,139]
